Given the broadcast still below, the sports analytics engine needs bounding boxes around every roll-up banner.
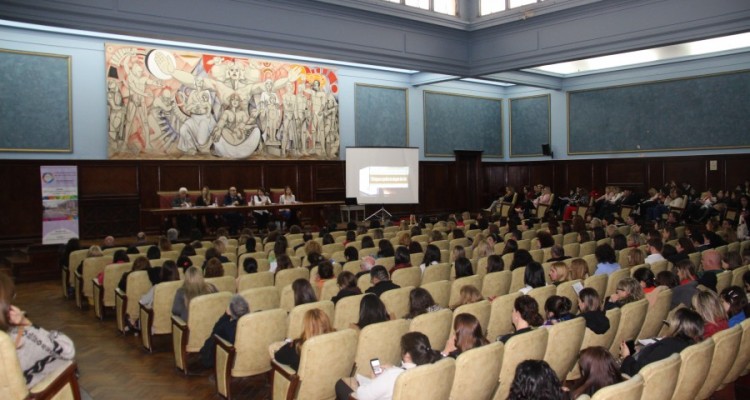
[41,166,79,245]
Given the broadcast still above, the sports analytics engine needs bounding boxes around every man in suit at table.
[171,187,194,235]
[223,186,244,235]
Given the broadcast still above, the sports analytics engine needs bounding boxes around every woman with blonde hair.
[75,245,103,275]
[548,262,571,285]
[274,308,334,370]
[692,290,728,339]
[627,248,646,268]
[171,266,218,321]
[455,285,483,308]
[472,239,494,259]
[604,277,644,310]
[568,258,589,281]
[303,240,323,258]
[397,231,411,247]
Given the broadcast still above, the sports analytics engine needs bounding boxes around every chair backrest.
[126,271,152,319]
[487,292,522,340]
[452,300,491,335]
[481,271,511,299]
[83,256,114,297]
[354,319,410,378]
[508,267,526,293]
[333,294,366,331]
[650,260,668,275]
[639,353,681,400]
[638,288,672,340]
[409,308,453,352]
[543,317,586,381]
[221,262,238,278]
[723,318,750,386]
[295,329,358,400]
[582,254,598,276]
[671,338,715,400]
[603,267,630,298]
[0,331,30,399]
[579,241,597,257]
[584,307,621,350]
[392,267,422,288]
[102,263,132,306]
[618,247,633,268]
[378,256,396,270]
[422,263,451,285]
[422,280,451,309]
[584,274,607,299]
[449,275,482,308]
[695,325,743,400]
[274,268,310,290]
[449,342,503,400]
[393,357,456,400]
[236,271,275,292]
[319,279,339,301]
[232,309,288,377]
[716,270,733,295]
[563,232,579,245]
[151,280,183,335]
[286,301,335,339]
[528,285,556,311]
[556,279,582,314]
[205,275,236,293]
[732,265,749,287]
[239,286,280,312]
[590,374,643,400]
[186,291,233,351]
[279,285,295,313]
[495,328,548,400]
[381,286,415,319]
[609,299,649,354]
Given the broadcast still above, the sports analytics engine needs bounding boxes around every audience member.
[692,290,728,339]
[199,294,250,368]
[508,360,568,400]
[441,313,489,358]
[570,346,623,398]
[274,309,333,371]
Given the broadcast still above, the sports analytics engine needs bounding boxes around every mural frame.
[0,48,72,153]
[509,94,551,158]
[423,90,503,158]
[354,83,409,147]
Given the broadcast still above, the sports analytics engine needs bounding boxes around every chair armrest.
[215,335,234,354]
[171,315,187,331]
[29,360,81,400]
[271,359,297,381]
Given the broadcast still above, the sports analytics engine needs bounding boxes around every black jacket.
[580,311,610,334]
[621,336,694,376]
[365,280,401,297]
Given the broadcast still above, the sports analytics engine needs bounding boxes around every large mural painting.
[105,44,339,160]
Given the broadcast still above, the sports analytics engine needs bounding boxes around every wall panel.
[79,164,137,195]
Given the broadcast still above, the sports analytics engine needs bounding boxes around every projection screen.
[345,147,419,204]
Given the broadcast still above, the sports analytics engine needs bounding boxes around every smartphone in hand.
[370,358,383,376]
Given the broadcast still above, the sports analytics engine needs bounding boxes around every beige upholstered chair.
[582,254,598,276]
[388,266,418,287]
[528,285,556,311]
[0,331,82,400]
[716,270,733,295]
[275,268,310,290]
[721,318,750,388]
[409,308,452,351]
[422,263,451,285]
[529,249,544,263]
[556,279,581,314]
[221,262,238,278]
[114,270,151,334]
[354,319,410,378]
[508,267,526,293]
[695,325,742,400]
[637,288,672,340]
[286,301,335,339]
[279,285,295,313]
[333,294,366,331]
[732,265,749,287]
[188,255,206,267]
[67,249,88,287]
[649,260,668,275]
[381,286,415,319]
[392,357,456,400]
[271,329,357,400]
[449,342,503,400]
[140,280,182,352]
[357,273,373,293]
[319,279,339,301]
[80,256,114,305]
[481,271,511,299]
[448,276,482,308]
[579,241,597,257]
[215,309,287,400]
[543,317,585,381]
[206,275,236,293]
[584,274,607,299]
[342,260,360,275]
[639,353,681,400]
[172,291,233,374]
[590,374,643,400]
[493,328,548,400]
[487,292,521,340]
[421,280,451,309]
[452,300,491,335]
[378,256,396,270]
[239,286,280,312]
[567,308,621,381]
[688,252,701,269]
[609,299,648,354]
[93,262,131,319]
[604,267,631,298]
[618,247,633,268]
[671,338,714,400]
[236,271,275,292]
[563,232,579,245]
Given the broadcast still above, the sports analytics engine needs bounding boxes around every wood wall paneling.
[0,163,42,241]
[158,165,201,192]
[663,159,706,191]
[605,159,646,189]
[79,164,138,196]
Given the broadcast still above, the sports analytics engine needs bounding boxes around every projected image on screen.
[359,166,409,195]
[346,147,419,204]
